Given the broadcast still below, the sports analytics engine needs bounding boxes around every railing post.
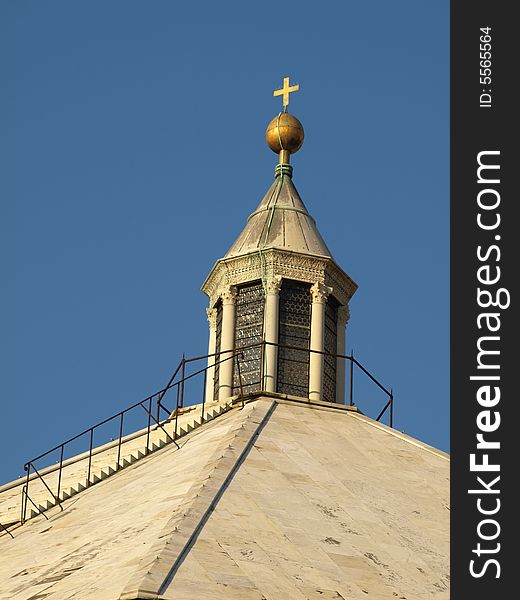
[349,351,354,406]
[87,428,94,487]
[21,463,31,524]
[145,398,152,454]
[24,464,31,523]
[116,412,124,470]
[180,354,186,408]
[174,383,180,439]
[21,486,26,525]
[56,444,64,502]
[390,389,394,428]
[201,368,207,422]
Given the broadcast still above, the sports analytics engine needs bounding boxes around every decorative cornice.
[310,282,333,304]
[202,248,357,308]
[324,261,358,304]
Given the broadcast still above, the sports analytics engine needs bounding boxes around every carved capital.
[310,282,333,304]
[206,307,218,329]
[220,285,238,305]
[264,275,282,295]
[337,304,350,327]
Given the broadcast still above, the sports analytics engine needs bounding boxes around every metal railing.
[348,350,394,426]
[2,342,393,538]
[265,341,393,425]
[158,342,394,428]
[0,520,14,539]
[18,349,244,527]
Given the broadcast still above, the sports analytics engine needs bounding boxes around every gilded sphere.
[266,113,304,155]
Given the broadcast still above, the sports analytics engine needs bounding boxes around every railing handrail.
[24,341,393,470]
[0,418,176,495]
[24,348,246,469]
[16,340,393,528]
[260,340,393,399]
[188,340,392,397]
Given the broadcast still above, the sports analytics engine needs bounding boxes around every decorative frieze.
[202,248,357,308]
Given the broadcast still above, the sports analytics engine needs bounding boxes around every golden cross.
[273,77,300,108]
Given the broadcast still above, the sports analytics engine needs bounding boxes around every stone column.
[205,307,218,404]
[335,304,350,405]
[309,282,333,402]
[263,275,282,392]
[218,286,238,400]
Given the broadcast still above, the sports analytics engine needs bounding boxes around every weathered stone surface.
[0,402,256,599]
[161,401,449,600]
[0,398,449,599]
[0,398,234,526]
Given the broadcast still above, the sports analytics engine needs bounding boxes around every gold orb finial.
[268,77,304,165]
[266,113,304,164]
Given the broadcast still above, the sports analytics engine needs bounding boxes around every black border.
[451,2,516,596]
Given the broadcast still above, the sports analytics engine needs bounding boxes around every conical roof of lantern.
[225,169,333,259]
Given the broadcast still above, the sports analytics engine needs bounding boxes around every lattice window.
[232,282,265,395]
[323,296,339,403]
[213,300,223,400]
[277,280,311,397]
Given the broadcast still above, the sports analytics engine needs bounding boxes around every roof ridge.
[347,412,450,461]
[0,399,236,530]
[119,400,277,600]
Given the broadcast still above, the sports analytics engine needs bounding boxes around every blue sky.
[1,1,449,484]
